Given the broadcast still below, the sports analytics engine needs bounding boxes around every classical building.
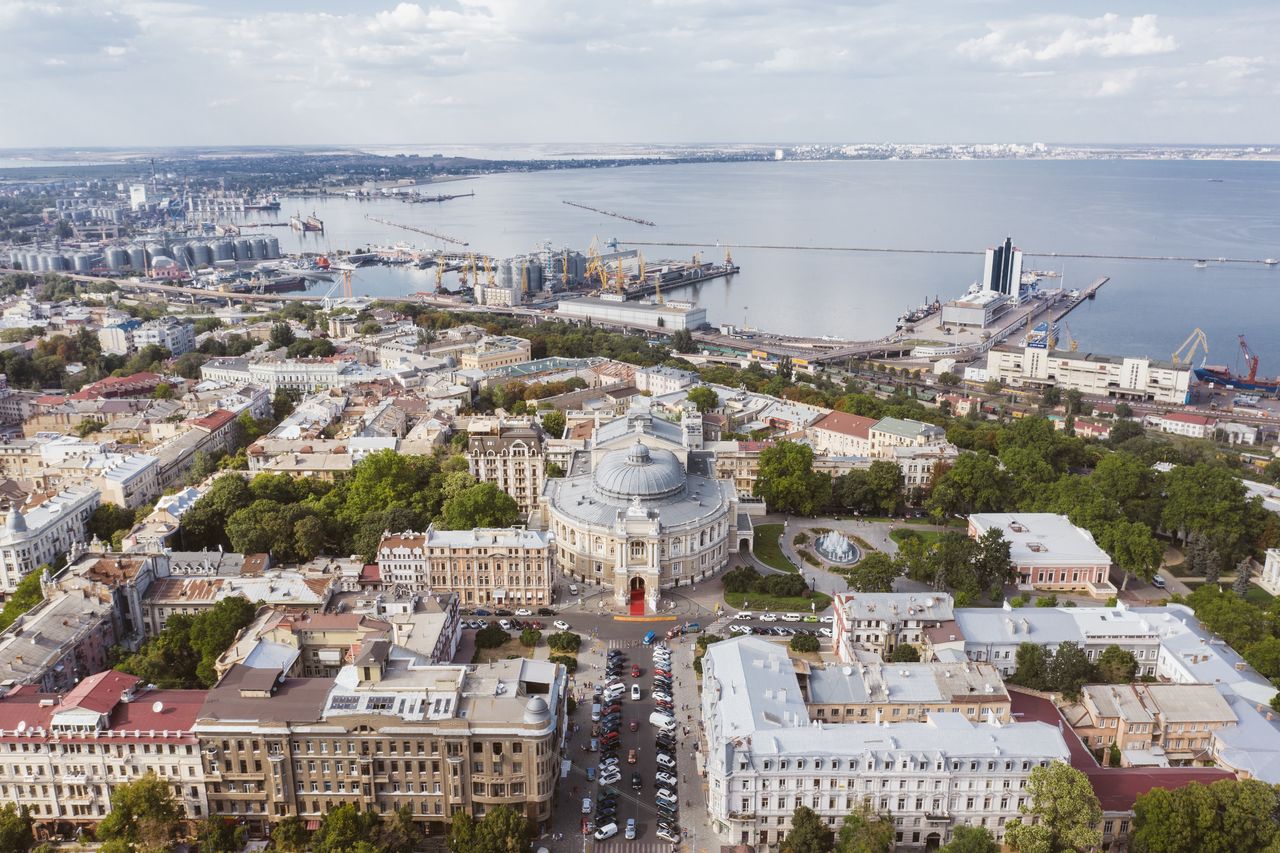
[701,637,1071,850]
[868,418,947,459]
[375,526,554,606]
[1068,683,1234,766]
[537,432,742,612]
[803,655,1010,725]
[832,592,955,662]
[466,416,546,516]
[457,335,532,371]
[806,411,876,457]
[194,646,566,838]
[968,513,1116,598]
[0,671,208,837]
[0,486,100,594]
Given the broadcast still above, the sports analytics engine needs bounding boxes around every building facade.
[868,418,947,459]
[832,592,956,662]
[968,513,1116,599]
[986,345,1192,405]
[375,526,554,605]
[0,486,100,594]
[466,417,546,517]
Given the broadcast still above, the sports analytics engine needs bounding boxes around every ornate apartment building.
[466,417,546,516]
[375,526,554,606]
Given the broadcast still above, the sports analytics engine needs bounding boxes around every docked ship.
[1194,334,1280,394]
[290,212,324,232]
[895,296,941,330]
[246,196,281,211]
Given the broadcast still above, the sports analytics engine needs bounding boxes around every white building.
[868,417,947,459]
[702,636,1071,850]
[0,486,100,593]
[133,317,196,356]
[1260,549,1280,596]
[97,453,162,509]
[968,513,1116,598]
[375,526,554,605]
[636,366,700,396]
[986,345,1192,405]
[832,592,955,661]
[939,290,1010,328]
[1146,411,1216,439]
[806,411,876,457]
[556,296,707,332]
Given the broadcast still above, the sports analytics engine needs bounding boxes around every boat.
[1193,260,1208,269]
[1265,258,1278,266]
[1193,335,1280,394]
[290,212,324,232]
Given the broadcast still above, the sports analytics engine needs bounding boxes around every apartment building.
[635,366,699,396]
[986,345,1192,405]
[1069,683,1234,766]
[215,609,393,679]
[376,526,553,606]
[466,417,546,516]
[832,592,955,662]
[457,335,532,371]
[892,444,958,490]
[132,317,196,356]
[701,637,1070,850]
[1146,411,1216,440]
[868,418,947,459]
[806,411,876,457]
[143,564,335,635]
[0,486,100,594]
[968,513,1116,598]
[802,656,1010,725]
[194,644,566,838]
[0,671,208,836]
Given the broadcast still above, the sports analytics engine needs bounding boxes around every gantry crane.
[484,255,496,288]
[1172,327,1209,366]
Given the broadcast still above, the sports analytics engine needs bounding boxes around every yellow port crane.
[561,249,570,287]
[1172,327,1209,366]
[614,257,625,294]
[434,252,444,290]
[466,253,478,290]
[484,255,496,288]
[725,245,734,266]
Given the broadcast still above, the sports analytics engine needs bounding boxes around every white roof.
[969,513,1111,567]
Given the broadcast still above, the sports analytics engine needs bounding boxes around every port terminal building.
[939,290,1011,328]
[982,344,1193,405]
[556,296,707,332]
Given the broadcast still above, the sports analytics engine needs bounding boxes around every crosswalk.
[593,837,686,853]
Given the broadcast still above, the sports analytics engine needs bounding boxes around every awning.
[305,820,322,831]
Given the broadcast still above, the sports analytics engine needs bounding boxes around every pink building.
[968,513,1117,599]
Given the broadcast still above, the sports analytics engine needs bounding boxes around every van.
[591,703,602,722]
[650,711,676,728]
[593,823,619,841]
[643,630,657,645]
[569,584,579,595]
[1152,575,1167,589]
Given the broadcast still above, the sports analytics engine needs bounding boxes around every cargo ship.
[1194,335,1280,394]
[290,213,324,232]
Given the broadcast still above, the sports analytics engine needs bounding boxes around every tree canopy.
[1005,763,1102,853]
[755,441,832,516]
[1131,778,1280,853]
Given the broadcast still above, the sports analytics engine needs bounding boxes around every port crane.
[1239,335,1261,383]
[1172,327,1209,366]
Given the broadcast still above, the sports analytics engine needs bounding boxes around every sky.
[1,0,1277,148]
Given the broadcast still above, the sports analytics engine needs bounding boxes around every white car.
[594,822,618,841]
[625,818,636,840]
[582,797,593,814]
[514,608,532,616]
[760,613,778,623]
[599,770,622,786]
[553,620,571,631]
[781,613,801,623]
[631,684,641,700]
[657,827,679,843]
[819,628,833,638]
[653,691,672,703]
[498,619,512,630]
[735,611,754,620]
[657,753,676,768]
[656,771,678,787]
[729,624,749,634]
[819,615,834,623]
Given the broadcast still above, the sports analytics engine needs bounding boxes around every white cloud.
[1096,68,1141,97]
[959,13,1177,68]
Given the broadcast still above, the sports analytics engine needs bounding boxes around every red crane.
[1238,334,1261,383]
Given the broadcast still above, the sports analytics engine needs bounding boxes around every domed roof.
[592,440,686,501]
[523,696,551,724]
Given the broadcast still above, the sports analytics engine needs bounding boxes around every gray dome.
[523,696,551,724]
[592,441,686,501]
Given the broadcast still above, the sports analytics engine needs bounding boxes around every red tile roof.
[1158,412,1216,426]
[61,670,140,715]
[811,410,877,439]
[1010,690,1233,812]
[360,564,381,583]
[190,408,236,432]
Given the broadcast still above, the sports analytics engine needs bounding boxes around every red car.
[630,665,642,678]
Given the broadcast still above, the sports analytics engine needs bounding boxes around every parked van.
[569,584,579,595]
[591,703,602,722]
[643,630,657,645]
[593,822,619,841]
[649,711,676,728]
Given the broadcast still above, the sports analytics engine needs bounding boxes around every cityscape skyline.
[2,1,1279,147]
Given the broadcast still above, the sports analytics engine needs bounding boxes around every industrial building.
[985,344,1193,405]
[556,296,707,332]
[939,289,1011,328]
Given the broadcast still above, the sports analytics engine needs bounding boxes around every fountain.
[814,530,860,564]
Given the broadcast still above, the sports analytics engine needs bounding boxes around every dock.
[563,201,656,227]
[365,215,469,247]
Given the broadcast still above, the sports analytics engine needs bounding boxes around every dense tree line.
[1009,641,1138,700]
[114,596,257,688]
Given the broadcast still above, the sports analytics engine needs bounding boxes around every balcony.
[924,812,953,824]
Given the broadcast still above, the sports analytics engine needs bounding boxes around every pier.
[364,215,469,247]
[563,201,656,227]
[402,191,474,204]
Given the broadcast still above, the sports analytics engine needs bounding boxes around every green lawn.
[1245,584,1275,606]
[890,527,945,547]
[726,589,833,613]
[754,523,797,573]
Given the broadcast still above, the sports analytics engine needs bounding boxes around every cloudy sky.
[1,0,1276,148]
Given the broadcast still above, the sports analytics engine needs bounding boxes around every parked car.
[514,608,532,616]
[631,772,643,790]
[554,620,571,631]
[582,798,593,814]
[538,607,556,616]
[735,611,754,620]
[760,613,778,622]
[656,771,678,787]
[625,818,636,840]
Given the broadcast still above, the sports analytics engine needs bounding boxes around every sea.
[191,159,1280,372]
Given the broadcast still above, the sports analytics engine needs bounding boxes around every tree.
[671,328,697,353]
[270,815,310,852]
[1131,778,1280,853]
[152,381,174,400]
[972,527,1016,597]
[1098,520,1163,590]
[926,452,1014,519]
[273,387,300,421]
[754,441,832,517]
[1234,557,1253,597]
[75,417,106,437]
[1005,763,1102,853]
[687,385,719,413]
[1109,419,1145,444]
[381,804,426,853]
[834,804,894,853]
[1010,642,1051,691]
[1064,388,1083,416]
[97,773,183,852]
[89,503,136,545]
[790,633,820,653]
[940,826,1000,853]
[780,805,834,853]
[468,804,532,853]
[439,482,520,530]
[1244,636,1280,680]
[1048,642,1096,700]
[520,627,542,647]
[1114,401,1133,419]
[889,643,921,662]
[547,631,581,653]
[1096,645,1138,683]
[939,371,960,387]
[540,409,566,439]
[864,460,904,516]
[0,804,34,853]
[293,515,327,562]
[843,552,900,593]
[312,803,382,853]
[0,569,45,632]
[269,321,296,349]
[1160,464,1250,557]
[448,812,477,853]
[197,816,246,853]
[1040,385,1062,408]
[982,378,1002,395]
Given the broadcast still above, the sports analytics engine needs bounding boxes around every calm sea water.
[251,159,1280,372]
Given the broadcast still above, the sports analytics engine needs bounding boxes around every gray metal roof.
[592,441,685,500]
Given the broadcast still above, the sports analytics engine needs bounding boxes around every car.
[625,818,636,840]
[654,683,672,693]
[631,664,642,678]
[655,739,675,751]
[802,614,819,623]
[653,691,672,703]
[685,622,700,633]
[653,674,672,684]
[657,804,679,818]
[760,613,778,622]
[782,613,801,622]
[599,771,621,786]
[652,656,671,667]
[596,809,617,823]
[819,628,833,637]
[735,611,754,620]
[586,767,596,781]
[628,748,638,764]
[654,669,672,679]
[568,583,579,595]
[515,608,531,617]
[629,720,639,732]
[495,609,513,617]
[600,756,619,768]
[820,615,834,623]
[657,753,676,768]
[582,798,593,814]
[593,823,618,841]
[631,772,643,790]
[601,734,620,745]
[656,794,678,809]
[656,787,677,801]
[531,620,543,630]
[656,771,678,787]
[538,607,556,616]
[655,701,674,712]
[657,827,680,843]
[775,626,794,636]
[1152,574,1167,589]
[554,620,571,631]
[631,684,641,701]
[498,619,512,630]
[474,608,491,616]
[729,624,749,634]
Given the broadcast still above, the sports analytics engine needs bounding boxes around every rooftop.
[810,411,877,440]
[969,513,1111,567]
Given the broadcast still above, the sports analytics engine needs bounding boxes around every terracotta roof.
[1158,412,1216,426]
[811,410,877,439]
[360,564,381,583]
[190,408,237,432]
[61,671,140,715]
